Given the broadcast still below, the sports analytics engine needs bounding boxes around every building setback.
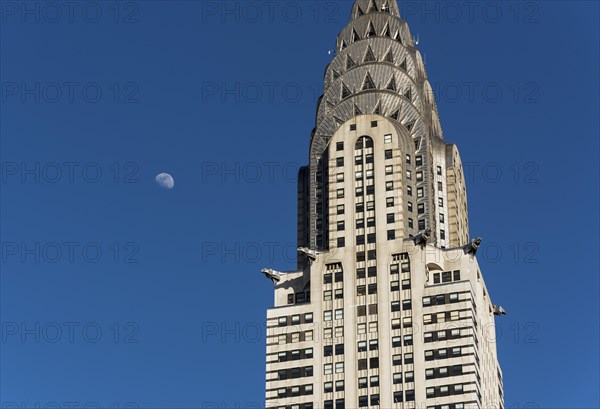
[263,1,504,408]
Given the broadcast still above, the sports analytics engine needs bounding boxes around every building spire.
[352,0,400,20]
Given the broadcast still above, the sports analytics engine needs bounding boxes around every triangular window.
[356,5,364,17]
[346,55,356,70]
[368,0,378,13]
[404,121,414,132]
[354,104,363,116]
[382,24,391,38]
[340,40,346,51]
[390,108,400,120]
[366,21,376,38]
[384,49,394,63]
[332,70,340,81]
[373,101,382,115]
[386,75,397,91]
[363,46,376,63]
[362,73,376,91]
[352,29,360,43]
[341,83,352,99]
[404,88,412,101]
[394,30,403,44]
[399,58,407,71]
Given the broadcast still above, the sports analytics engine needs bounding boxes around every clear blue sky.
[1,1,598,408]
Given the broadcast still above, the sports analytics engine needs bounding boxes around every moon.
[155,173,175,190]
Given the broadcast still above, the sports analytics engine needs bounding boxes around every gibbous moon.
[155,173,175,190]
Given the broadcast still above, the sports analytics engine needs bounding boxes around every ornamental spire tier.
[264,1,505,408]
[299,0,469,255]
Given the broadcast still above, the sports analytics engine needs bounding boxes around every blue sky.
[1,1,598,408]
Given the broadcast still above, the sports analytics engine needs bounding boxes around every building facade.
[264,1,504,408]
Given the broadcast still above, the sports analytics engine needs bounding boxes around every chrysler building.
[263,1,505,408]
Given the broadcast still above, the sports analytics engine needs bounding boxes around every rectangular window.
[438,181,443,191]
[336,173,344,182]
[336,157,344,167]
[368,322,378,333]
[416,156,423,166]
[384,134,392,143]
[386,197,394,207]
[406,170,412,180]
[437,166,442,175]
[442,271,452,282]
[324,363,333,375]
[440,230,446,240]
[406,154,411,164]
[368,304,378,315]
[385,150,393,160]
[438,197,444,207]
[356,219,364,229]
[337,237,345,248]
[335,289,343,299]
[358,340,367,352]
[357,305,366,316]
[335,309,344,320]
[416,171,423,182]
[453,270,461,281]
[336,142,344,151]
[407,202,413,212]
[407,186,412,196]
[337,221,345,231]
[305,313,313,323]
[439,213,445,223]
[335,362,344,373]
[278,317,287,326]
[417,187,424,198]
[324,310,332,321]
[387,213,395,223]
[324,290,332,301]
[387,230,396,240]
[336,189,344,198]
[337,204,345,215]
[385,165,393,175]
[356,268,366,279]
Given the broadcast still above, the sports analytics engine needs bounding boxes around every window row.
[324,327,345,339]
[425,364,464,379]
[277,348,313,362]
[424,328,467,343]
[324,309,344,321]
[278,313,313,327]
[277,366,313,380]
[426,383,467,398]
[324,362,345,375]
[423,293,460,307]
[433,270,461,284]
[278,331,314,345]
[425,346,468,361]
[392,334,413,347]
[287,291,311,305]
[424,310,463,324]
[324,289,344,300]
[277,384,313,398]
